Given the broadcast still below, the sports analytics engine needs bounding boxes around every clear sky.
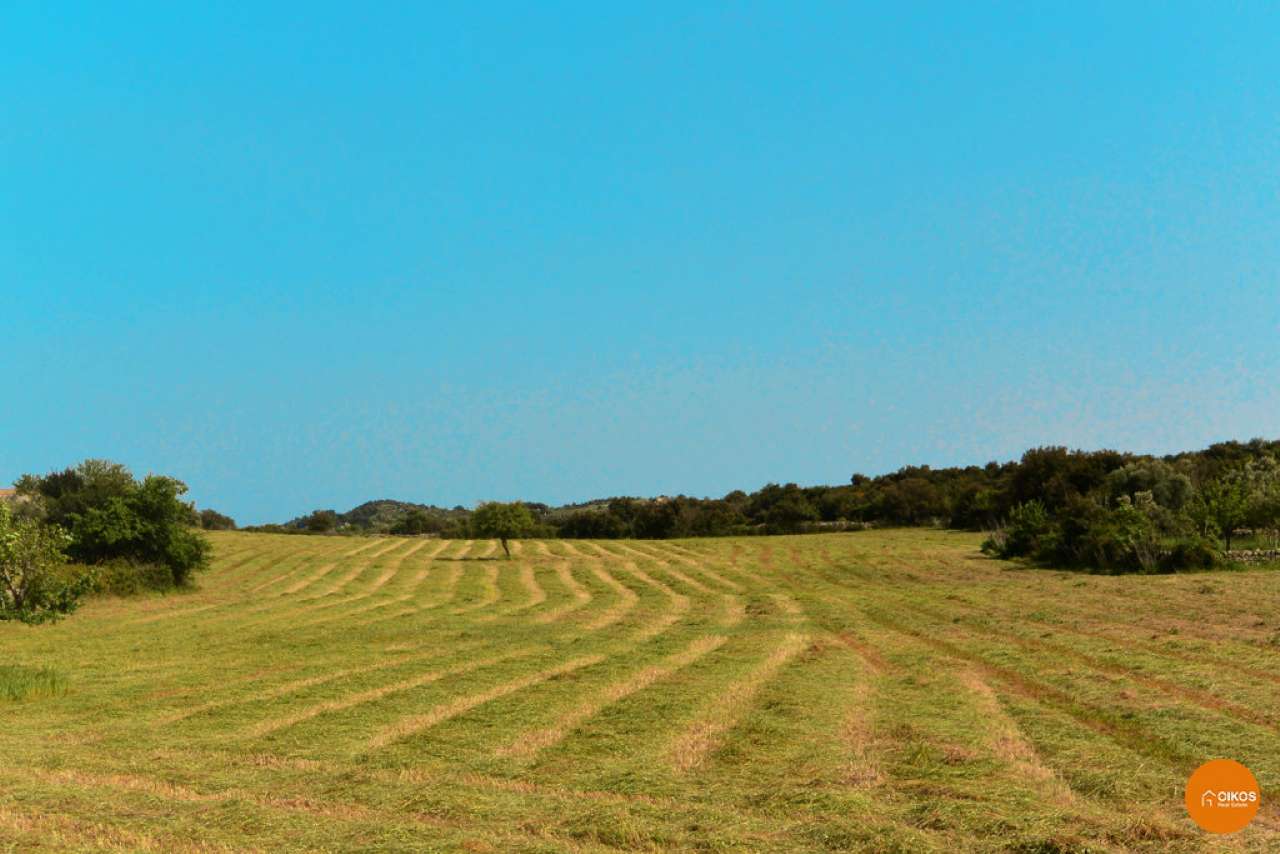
[3,3,1277,524]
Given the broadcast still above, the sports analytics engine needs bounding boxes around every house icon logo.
[1185,759,1260,833]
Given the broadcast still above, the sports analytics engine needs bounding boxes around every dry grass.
[532,561,593,624]
[668,632,808,773]
[581,563,640,630]
[365,655,605,752]
[499,635,727,760]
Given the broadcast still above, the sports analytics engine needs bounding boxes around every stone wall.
[1226,548,1280,564]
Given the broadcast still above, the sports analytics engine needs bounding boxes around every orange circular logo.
[1185,759,1260,833]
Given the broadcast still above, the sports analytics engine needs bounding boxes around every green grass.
[1,529,1278,851]
[0,665,65,702]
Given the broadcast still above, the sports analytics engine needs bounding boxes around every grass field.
[2,530,1279,852]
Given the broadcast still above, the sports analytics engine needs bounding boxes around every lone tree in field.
[0,503,93,625]
[470,501,536,559]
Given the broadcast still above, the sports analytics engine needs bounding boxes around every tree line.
[6,439,1278,626]
[255,438,1280,574]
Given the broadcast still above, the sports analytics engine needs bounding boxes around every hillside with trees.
[250,500,473,537]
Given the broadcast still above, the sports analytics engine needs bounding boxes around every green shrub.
[983,501,1051,559]
[301,509,339,532]
[199,509,236,530]
[1047,497,1162,573]
[1161,539,1219,572]
[1,504,95,624]
[17,460,211,588]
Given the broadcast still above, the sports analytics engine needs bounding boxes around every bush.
[983,501,1051,559]
[71,477,211,586]
[0,504,94,624]
[199,509,236,530]
[16,460,212,590]
[1161,539,1219,572]
[301,509,340,533]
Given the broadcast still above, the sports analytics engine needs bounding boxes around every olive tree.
[0,503,92,624]
[470,501,536,558]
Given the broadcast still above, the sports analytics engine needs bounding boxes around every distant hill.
[282,499,467,532]
[277,496,654,533]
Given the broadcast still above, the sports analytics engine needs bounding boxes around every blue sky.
[2,3,1277,524]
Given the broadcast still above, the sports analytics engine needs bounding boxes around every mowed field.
[2,531,1279,853]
